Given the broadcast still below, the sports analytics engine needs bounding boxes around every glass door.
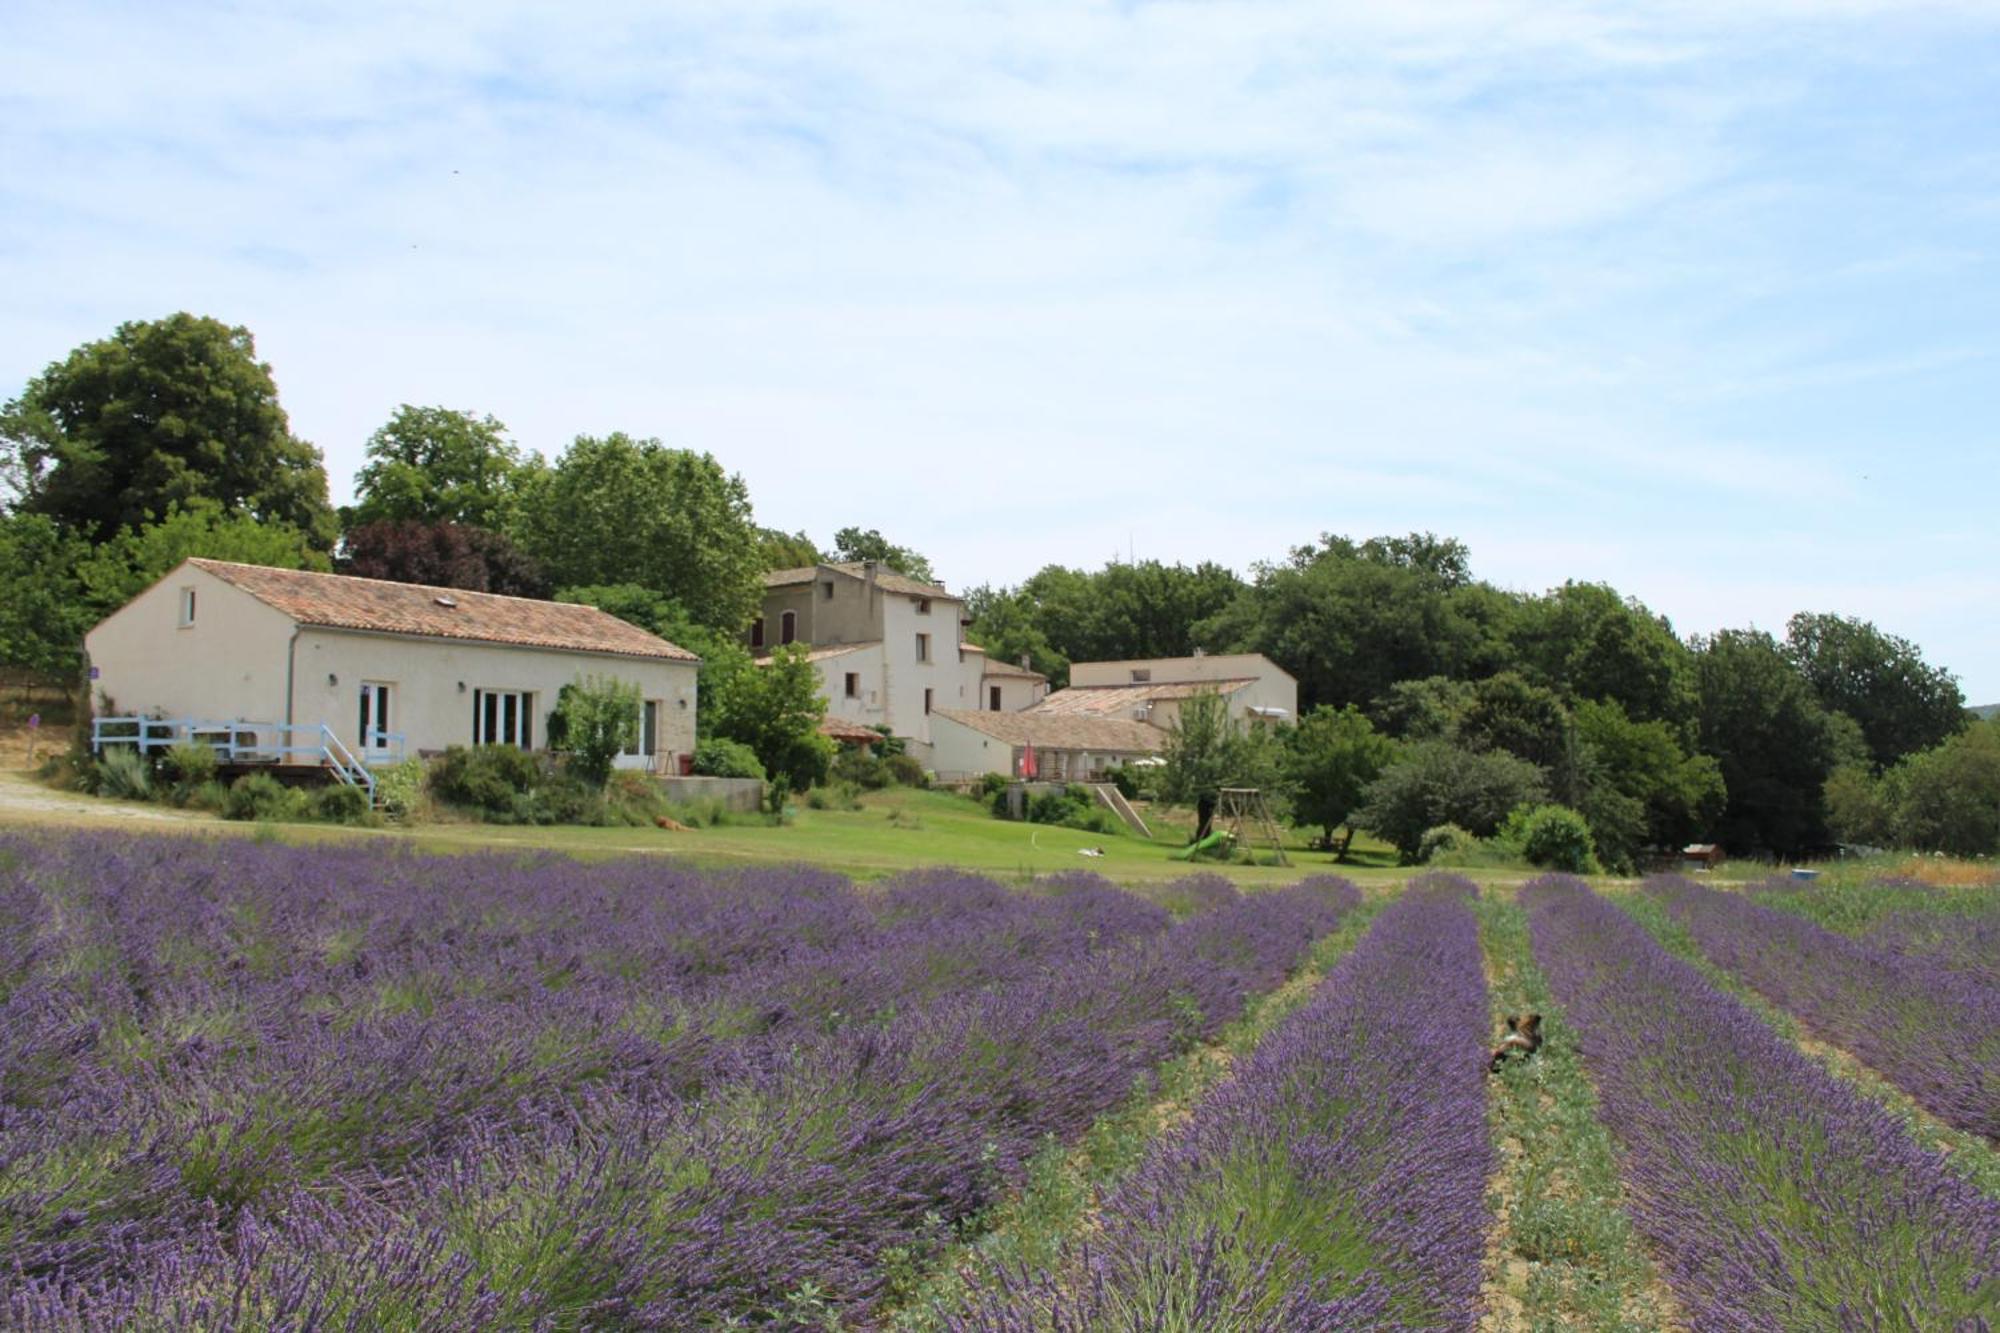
[357,682,394,758]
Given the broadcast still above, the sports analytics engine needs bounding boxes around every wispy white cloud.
[4,0,1999,695]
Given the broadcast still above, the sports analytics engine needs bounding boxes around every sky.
[4,1,1998,698]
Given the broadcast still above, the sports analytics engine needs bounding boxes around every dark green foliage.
[830,526,935,583]
[92,746,153,800]
[1504,803,1601,873]
[965,559,1244,688]
[1284,705,1394,855]
[692,737,765,781]
[0,512,92,676]
[757,527,822,570]
[162,743,219,806]
[832,747,893,790]
[77,501,329,614]
[1694,630,1839,856]
[1572,699,1725,869]
[224,773,306,822]
[1783,611,1967,770]
[708,643,833,793]
[883,753,928,788]
[308,783,372,825]
[1357,740,1548,861]
[1508,581,1697,732]
[347,406,524,530]
[513,433,762,631]
[1159,692,1283,809]
[428,745,545,816]
[2,313,335,547]
[1026,786,1123,835]
[1417,823,1474,864]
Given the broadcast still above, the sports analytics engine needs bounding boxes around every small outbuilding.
[85,559,701,784]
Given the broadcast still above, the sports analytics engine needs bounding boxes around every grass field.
[0,770,1435,886]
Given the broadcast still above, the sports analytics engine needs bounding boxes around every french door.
[357,682,394,757]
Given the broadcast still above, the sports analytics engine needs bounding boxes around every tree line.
[2,312,1989,854]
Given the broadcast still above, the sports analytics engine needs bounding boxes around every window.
[473,689,533,749]
[780,610,797,645]
[178,588,197,627]
[915,632,930,662]
[1130,668,1152,683]
[845,672,860,699]
[625,700,659,758]
[924,688,933,715]
[990,685,1002,711]
[822,581,835,600]
[915,598,931,615]
[357,682,392,751]
[750,618,765,649]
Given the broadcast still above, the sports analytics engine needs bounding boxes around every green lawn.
[0,772,1448,888]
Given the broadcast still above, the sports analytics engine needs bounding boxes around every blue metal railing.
[90,717,405,806]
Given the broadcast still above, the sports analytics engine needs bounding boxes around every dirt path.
[0,770,201,826]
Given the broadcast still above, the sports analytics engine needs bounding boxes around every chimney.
[1019,653,1031,671]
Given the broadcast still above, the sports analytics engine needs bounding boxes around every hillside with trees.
[3,313,1984,852]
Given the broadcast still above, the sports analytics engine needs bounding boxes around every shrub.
[604,770,673,825]
[977,771,1010,801]
[549,675,642,788]
[309,783,372,825]
[369,758,426,820]
[225,773,306,822]
[1027,785,1123,836]
[1101,763,1139,800]
[1418,823,1475,864]
[163,743,219,803]
[186,780,231,813]
[429,745,543,816]
[526,773,606,826]
[692,737,766,781]
[93,747,153,800]
[883,753,928,788]
[805,782,863,812]
[831,747,892,790]
[1504,803,1601,874]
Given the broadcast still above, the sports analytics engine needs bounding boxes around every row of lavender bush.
[1751,871,2000,993]
[0,835,1173,1294]
[1524,875,2000,1329]
[953,874,1489,1332]
[1648,874,1998,1139]
[2,834,1357,1325]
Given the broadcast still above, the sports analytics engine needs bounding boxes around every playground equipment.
[1169,788,1291,866]
[1169,828,1234,862]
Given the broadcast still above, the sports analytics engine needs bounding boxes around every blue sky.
[4,2,1997,698]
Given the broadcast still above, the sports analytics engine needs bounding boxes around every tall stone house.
[752,561,1047,761]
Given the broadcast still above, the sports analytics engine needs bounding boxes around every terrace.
[90,715,404,805]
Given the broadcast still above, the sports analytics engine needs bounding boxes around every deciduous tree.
[348,406,523,530]
[340,520,549,598]
[1783,611,1966,770]
[1285,705,1395,857]
[1,313,334,547]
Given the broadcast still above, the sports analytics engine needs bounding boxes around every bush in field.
[225,772,307,822]
[369,758,426,820]
[883,752,928,788]
[977,771,1010,801]
[308,783,372,825]
[92,746,153,800]
[549,675,642,788]
[1358,740,1547,861]
[832,746,893,790]
[692,737,765,781]
[1503,803,1601,874]
[429,744,543,816]
[1027,785,1123,835]
[162,743,218,804]
[1418,822,1475,864]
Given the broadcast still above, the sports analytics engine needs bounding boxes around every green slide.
[1169,829,1233,862]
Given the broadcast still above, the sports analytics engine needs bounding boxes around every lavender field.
[2,833,1995,1330]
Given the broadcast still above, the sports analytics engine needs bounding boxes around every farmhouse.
[1029,652,1296,730]
[85,558,700,782]
[929,708,1164,783]
[752,560,1045,759]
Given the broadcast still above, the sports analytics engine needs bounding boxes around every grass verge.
[1475,890,1678,1332]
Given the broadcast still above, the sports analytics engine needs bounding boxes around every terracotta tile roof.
[1027,679,1252,716]
[931,709,1166,753]
[819,715,883,743]
[762,562,955,601]
[188,559,699,662]
[753,641,879,665]
[981,662,1048,681]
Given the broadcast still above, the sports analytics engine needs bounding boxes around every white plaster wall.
[290,629,698,768]
[814,644,888,731]
[928,715,1015,778]
[84,566,298,726]
[982,674,1048,713]
[879,596,974,743]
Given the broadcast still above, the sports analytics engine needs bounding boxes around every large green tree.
[76,501,328,615]
[0,514,92,678]
[1510,582,1697,734]
[1694,629,1840,856]
[513,434,763,631]
[1196,534,1496,712]
[1356,740,1548,861]
[1572,698,1726,869]
[707,643,833,793]
[347,406,524,530]
[1783,611,1966,770]
[964,559,1244,684]
[1284,705,1395,856]
[1,313,335,547]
